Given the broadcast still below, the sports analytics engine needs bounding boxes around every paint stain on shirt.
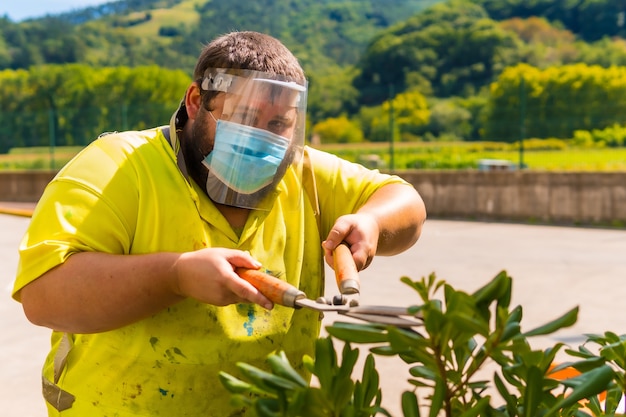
[243,305,256,336]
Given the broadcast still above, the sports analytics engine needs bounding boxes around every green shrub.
[221,272,624,416]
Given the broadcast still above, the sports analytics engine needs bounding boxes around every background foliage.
[1,0,626,161]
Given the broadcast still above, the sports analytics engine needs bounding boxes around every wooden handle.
[333,243,360,295]
[235,268,304,307]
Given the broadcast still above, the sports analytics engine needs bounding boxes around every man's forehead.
[222,103,298,124]
[228,82,303,107]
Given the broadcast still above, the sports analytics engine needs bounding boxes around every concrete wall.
[0,171,56,203]
[2,170,625,226]
[401,170,626,226]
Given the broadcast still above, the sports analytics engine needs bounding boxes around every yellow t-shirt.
[13,127,409,416]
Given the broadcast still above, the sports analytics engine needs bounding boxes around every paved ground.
[1,207,625,416]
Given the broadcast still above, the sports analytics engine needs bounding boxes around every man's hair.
[193,31,305,83]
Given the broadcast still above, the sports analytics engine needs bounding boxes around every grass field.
[317,141,626,171]
[125,0,203,39]
[1,143,625,171]
[0,147,83,170]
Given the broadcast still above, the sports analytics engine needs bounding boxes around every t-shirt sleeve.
[306,146,412,239]
[12,135,140,301]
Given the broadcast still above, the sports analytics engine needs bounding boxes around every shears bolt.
[316,297,331,305]
[332,295,345,305]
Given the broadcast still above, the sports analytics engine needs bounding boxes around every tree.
[0,64,191,151]
[483,63,626,142]
[312,116,364,144]
[369,91,430,142]
[354,0,518,104]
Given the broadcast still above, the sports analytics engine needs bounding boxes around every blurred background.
[1,0,626,172]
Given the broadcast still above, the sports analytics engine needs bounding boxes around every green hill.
[0,0,444,74]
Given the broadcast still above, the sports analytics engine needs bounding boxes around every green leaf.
[584,394,604,416]
[565,346,596,359]
[407,378,433,388]
[369,345,398,356]
[326,322,389,344]
[522,366,543,417]
[507,305,523,324]
[472,270,512,308]
[338,342,359,381]
[401,391,420,417]
[457,396,490,417]
[303,354,316,373]
[399,349,437,366]
[428,378,446,417]
[600,339,626,365]
[387,327,426,346]
[255,397,280,417]
[546,365,615,415]
[541,344,565,371]
[237,362,302,392]
[423,307,445,335]
[603,331,621,343]
[266,351,308,387]
[313,338,336,389]
[447,311,490,337]
[219,372,256,394]
[294,389,331,417]
[603,385,624,414]
[332,378,355,412]
[494,372,518,416]
[523,307,578,337]
[359,354,381,408]
[552,357,606,374]
[501,321,522,342]
[467,380,489,391]
[409,365,438,381]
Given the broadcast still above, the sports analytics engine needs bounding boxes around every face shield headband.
[199,68,308,211]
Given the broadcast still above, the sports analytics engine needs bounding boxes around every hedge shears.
[236,243,422,328]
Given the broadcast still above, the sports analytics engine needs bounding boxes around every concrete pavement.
[1,211,625,416]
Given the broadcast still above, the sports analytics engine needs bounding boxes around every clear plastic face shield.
[200,68,307,211]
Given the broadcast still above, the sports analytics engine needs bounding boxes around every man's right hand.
[172,248,273,309]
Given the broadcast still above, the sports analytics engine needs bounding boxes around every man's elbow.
[407,186,427,234]
[404,189,427,248]
[19,281,52,328]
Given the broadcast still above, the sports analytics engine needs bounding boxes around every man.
[13,31,426,416]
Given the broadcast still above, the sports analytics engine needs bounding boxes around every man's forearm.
[19,251,184,334]
[358,183,426,255]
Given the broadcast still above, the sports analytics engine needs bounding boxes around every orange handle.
[235,268,304,307]
[333,243,360,295]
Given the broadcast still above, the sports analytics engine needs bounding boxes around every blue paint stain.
[159,388,168,396]
[243,306,256,336]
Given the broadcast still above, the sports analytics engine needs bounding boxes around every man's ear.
[184,83,202,120]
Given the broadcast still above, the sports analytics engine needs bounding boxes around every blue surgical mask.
[203,119,289,196]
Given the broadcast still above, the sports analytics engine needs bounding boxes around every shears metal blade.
[236,244,422,328]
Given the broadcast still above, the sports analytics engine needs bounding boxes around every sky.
[0,0,108,22]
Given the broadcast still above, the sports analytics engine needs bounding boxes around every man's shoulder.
[94,127,163,149]
[81,127,173,161]
[303,145,339,168]
[56,126,171,178]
